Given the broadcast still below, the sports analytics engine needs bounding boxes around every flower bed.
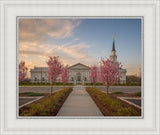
[19,87,72,116]
[86,87,141,116]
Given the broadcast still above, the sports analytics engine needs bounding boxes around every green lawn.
[21,92,44,96]
[113,91,124,94]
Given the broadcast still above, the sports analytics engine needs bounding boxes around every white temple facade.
[30,36,126,84]
[30,63,91,85]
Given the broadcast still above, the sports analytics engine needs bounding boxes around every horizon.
[19,18,141,77]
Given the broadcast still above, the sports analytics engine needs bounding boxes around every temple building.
[30,36,126,84]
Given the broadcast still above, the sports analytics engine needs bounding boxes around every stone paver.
[57,85,103,116]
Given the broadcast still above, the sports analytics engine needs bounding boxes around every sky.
[19,18,141,77]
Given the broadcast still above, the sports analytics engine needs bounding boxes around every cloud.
[19,42,96,66]
[19,19,81,44]
[74,38,80,41]
[19,19,97,75]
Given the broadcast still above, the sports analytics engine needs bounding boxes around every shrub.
[115,107,139,116]
[113,91,124,94]
[110,100,122,112]
[135,92,141,97]
[101,97,112,106]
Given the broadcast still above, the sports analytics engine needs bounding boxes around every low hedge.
[135,92,141,97]
[86,87,141,116]
[19,87,72,116]
[19,82,74,86]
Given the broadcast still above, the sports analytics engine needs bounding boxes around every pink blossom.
[19,61,28,83]
[47,56,63,84]
[89,65,98,85]
[61,65,69,85]
[99,58,121,94]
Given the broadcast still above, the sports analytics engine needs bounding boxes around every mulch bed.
[87,90,141,116]
[19,89,72,116]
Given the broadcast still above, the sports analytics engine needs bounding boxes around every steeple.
[112,35,116,51]
[110,35,117,62]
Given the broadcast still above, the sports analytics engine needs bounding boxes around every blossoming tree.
[89,65,98,87]
[47,56,62,95]
[61,65,69,87]
[99,58,121,95]
[19,61,28,83]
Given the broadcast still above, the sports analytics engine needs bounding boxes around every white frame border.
[0,0,159,135]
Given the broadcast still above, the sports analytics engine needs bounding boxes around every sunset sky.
[19,18,141,77]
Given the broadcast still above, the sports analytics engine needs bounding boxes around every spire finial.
[113,35,115,41]
[112,35,116,51]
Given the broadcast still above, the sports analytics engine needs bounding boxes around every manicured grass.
[135,92,141,97]
[86,87,141,116]
[21,92,44,96]
[113,91,124,94]
[19,87,72,116]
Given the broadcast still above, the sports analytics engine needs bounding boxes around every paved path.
[57,85,103,116]
[19,86,141,93]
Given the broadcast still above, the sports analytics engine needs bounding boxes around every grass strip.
[21,92,44,96]
[113,91,124,94]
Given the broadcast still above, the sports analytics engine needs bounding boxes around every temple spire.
[112,35,116,51]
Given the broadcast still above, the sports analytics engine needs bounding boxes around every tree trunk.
[50,82,53,96]
[106,85,109,96]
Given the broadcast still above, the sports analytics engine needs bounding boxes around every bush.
[113,91,124,94]
[135,92,141,97]
[110,100,122,112]
[115,107,139,116]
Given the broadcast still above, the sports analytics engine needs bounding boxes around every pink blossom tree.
[19,61,28,83]
[89,65,98,87]
[47,56,62,95]
[61,65,69,87]
[99,58,121,95]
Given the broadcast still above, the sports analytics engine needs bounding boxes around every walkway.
[57,85,103,116]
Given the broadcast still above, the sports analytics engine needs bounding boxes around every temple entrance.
[76,72,81,83]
